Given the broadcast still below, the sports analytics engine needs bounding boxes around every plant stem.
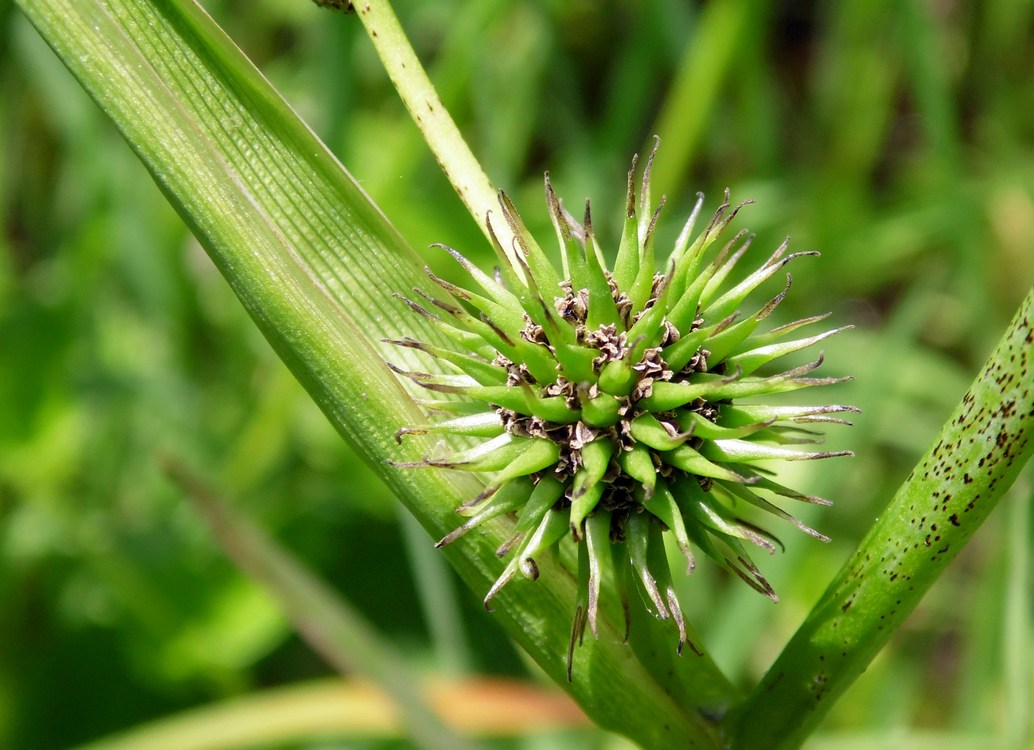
[729,287,1034,749]
[398,508,473,675]
[162,457,475,750]
[348,0,519,263]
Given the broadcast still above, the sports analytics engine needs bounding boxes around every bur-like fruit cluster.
[390,146,854,667]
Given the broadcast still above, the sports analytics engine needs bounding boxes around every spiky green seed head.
[390,143,855,671]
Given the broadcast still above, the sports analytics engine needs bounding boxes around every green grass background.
[1,0,1032,748]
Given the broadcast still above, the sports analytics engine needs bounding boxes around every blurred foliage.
[1,0,1031,748]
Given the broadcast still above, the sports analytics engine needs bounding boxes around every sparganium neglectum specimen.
[389,143,854,669]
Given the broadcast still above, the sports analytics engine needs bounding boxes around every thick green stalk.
[14,0,736,745]
[730,287,1034,749]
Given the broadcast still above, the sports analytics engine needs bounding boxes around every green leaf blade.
[15,0,738,746]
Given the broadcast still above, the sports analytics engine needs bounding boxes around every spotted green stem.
[730,286,1034,749]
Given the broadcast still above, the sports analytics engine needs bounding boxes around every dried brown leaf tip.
[390,141,855,674]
